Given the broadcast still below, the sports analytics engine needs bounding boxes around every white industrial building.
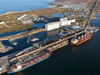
[71,19,76,23]
[60,18,76,26]
[60,18,68,26]
[45,22,59,31]
[45,18,76,31]
[67,20,72,25]
[17,14,26,20]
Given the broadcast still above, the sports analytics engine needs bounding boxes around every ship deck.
[13,50,46,65]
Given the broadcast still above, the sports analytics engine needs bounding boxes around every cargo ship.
[7,50,51,74]
[71,32,92,46]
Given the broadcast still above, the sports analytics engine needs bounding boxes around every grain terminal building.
[45,18,76,31]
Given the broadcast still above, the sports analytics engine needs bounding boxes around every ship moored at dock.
[71,32,92,46]
[7,50,51,74]
[0,30,87,74]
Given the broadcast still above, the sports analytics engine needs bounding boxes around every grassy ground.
[76,18,87,22]
[0,7,83,34]
[0,23,33,34]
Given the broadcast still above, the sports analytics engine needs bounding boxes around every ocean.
[1,0,100,74]
[1,14,100,75]
[0,0,53,14]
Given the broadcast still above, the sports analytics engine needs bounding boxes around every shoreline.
[0,1,55,16]
[0,0,100,35]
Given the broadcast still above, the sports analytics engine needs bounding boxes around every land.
[0,0,99,34]
[53,0,100,7]
[0,7,84,34]
[0,0,100,74]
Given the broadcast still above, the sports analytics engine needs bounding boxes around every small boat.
[10,41,17,45]
[12,42,18,45]
[31,37,39,42]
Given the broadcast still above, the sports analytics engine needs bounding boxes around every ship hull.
[8,53,51,74]
[71,37,91,46]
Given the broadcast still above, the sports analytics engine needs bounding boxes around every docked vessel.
[7,50,51,74]
[71,32,92,46]
[11,41,18,45]
[27,35,31,44]
[31,37,39,42]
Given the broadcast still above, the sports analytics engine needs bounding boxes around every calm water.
[0,30,25,37]
[0,0,53,14]
[1,15,100,75]
[10,14,100,75]
[78,12,83,15]
[51,13,75,18]
[31,23,45,28]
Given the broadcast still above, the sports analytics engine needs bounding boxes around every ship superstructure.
[7,50,51,74]
[71,32,92,46]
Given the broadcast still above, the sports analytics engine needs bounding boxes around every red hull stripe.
[71,37,91,46]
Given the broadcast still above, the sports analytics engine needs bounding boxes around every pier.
[0,42,13,53]
[0,30,86,74]
[87,0,97,24]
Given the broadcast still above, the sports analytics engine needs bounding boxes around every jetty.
[0,42,13,53]
[0,30,86,74]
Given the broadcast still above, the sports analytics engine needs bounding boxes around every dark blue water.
[8,14,100,75]
[78,12,83,15]
[1,14,100,75]
[65,13,75,15]
[52,13,64,17]
[32,23,45,28]
[95,14,100,19]
[0,30,25,37]
[0,0,53,14]
[51,13,75,18]
[0,31,46,57]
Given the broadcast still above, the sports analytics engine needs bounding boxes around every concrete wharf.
[10,30,85,61]
[0,30,85,74]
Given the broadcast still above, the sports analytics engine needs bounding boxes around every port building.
[45,18,76,31]
[60,18,68,26]
[17,14,26,20]
[45,22,59,31]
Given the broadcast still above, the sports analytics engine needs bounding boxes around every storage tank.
[67,20,71,25]
[71,19,76,23]
[60,20,68,26]
[60,17,68,26]
[45,22,59,31]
